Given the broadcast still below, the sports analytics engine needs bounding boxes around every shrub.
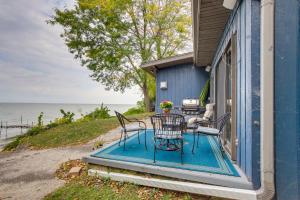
[37,112,44,127]
[45,109,75,129]
[27,126,45,136]
[3,136,22,151]
[123,107,144,115]
[83,103,110,120]
[124,100,145,115]
[60,109,75,123]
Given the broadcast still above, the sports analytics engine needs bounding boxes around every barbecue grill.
[181,99,205,116]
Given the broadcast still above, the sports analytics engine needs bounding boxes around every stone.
[68,167,82,176]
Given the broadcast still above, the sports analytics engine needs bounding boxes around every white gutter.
[87,1,276,199]
[256,0,275,199]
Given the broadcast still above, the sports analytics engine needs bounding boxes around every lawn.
[45,161,198,200]
[3,113,152,150]
[45,160,225,200]
[44,182,188,200]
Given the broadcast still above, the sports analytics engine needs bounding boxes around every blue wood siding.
[275,0,300,199]
[156,63,209,112]
[210,0,261,189]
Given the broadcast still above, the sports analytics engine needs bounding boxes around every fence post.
[21,115,23,134]
[5,121,8,139]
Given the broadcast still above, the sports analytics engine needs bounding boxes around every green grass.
[44,182,122,200]
[50,160,197,200]
[46,183,137,200]
[44,180,194,200]
[23,118,119,148]
[3,113,152,150]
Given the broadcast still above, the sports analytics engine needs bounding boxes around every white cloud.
[0,0,141,104]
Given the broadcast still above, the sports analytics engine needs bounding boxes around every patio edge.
[82,155,253,190]
[88,169,257,200]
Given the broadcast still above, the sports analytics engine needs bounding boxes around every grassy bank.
[3,113,152,151]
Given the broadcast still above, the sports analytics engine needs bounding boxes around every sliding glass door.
[216,35,237,160]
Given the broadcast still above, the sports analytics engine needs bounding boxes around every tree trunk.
[143,86,151,112]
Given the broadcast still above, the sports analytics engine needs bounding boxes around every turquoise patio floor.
[92,130,239,177]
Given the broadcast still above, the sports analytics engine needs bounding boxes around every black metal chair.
[150,114,185,164]
[192,112,231,154]
[115,111,147,150]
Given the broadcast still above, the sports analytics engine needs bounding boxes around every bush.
[37,112,44,127]
[60,109,75,123]
[124,100,145,115]
[46,109,75,129]
[123,107,144,115]
[27,126,45,136]
[83,103,110,120]
[3,136,23,151]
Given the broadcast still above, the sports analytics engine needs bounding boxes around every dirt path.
[0,121,150,200]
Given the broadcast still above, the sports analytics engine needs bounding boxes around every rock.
[68,167,82,176]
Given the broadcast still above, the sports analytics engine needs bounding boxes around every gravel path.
[0,120,150,200]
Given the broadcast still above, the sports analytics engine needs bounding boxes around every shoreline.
[0,103,135,139]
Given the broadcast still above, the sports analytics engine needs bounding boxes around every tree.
[49,0,191,111]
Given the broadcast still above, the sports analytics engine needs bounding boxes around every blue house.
[141,52,209,112]
[84,0,299,199]
[142,0,300,199]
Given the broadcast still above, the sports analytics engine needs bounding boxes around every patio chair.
[187,103,215,128]
[115,111,147,151]
[150,114,185,164]
[192,112,231,154]
[183,103,215,137]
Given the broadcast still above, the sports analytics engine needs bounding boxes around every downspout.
[256,0,275,199]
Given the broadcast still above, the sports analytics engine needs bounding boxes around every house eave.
[141,52,194,76]
[192,0,231,67]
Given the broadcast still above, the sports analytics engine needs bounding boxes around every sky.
[0,0,141,105]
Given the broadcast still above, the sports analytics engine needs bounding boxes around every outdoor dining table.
[153,114,185,151]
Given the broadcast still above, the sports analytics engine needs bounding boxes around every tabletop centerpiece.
[160,100,173,114]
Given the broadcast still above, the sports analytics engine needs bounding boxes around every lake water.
[0,103,134,147]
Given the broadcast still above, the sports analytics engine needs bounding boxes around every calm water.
[0,103,134,146]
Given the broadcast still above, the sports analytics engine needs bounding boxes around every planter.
[163,109,171,114]
[160,100,173,114]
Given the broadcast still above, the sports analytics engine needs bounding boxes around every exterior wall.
[274,0,300,199]
[155,63,209,112]
[210,0,261,189]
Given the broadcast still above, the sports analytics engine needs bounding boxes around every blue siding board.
[210,0,261,188]
[245,1,252,180]
[240,0,247,174]
[236,6,242,167]
[155,64,209,112]
[275,0,300,199]
[250,0,261,189]
[245,0,253,180]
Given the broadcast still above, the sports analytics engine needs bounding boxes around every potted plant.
[160,100,173,114]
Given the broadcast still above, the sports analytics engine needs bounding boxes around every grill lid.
[182,99,199,107]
